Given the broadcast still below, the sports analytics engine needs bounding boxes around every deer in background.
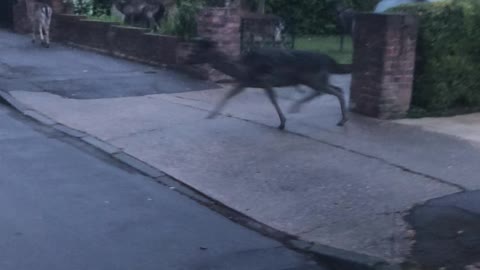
[113,0,175,32]
[332,0,355,51]
[185,39,349,130]
[25,0,52,47]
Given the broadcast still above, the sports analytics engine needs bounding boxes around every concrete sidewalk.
[2,30,480,268]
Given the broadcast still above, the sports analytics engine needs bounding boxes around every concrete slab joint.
[82,136,120,154]
[113,152,166,179]
[23,110,57,126]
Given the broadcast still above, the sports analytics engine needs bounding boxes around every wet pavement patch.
[32,72,217,99]
[406,191,480,270]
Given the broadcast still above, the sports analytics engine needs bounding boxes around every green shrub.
[87,14,124,23]
[71,0,94,15]
[92,0,113,14]
[389,0,480,115]
[70,0,110,16]
[160,0,204,40]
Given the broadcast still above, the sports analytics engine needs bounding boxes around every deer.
[25,0,52,47]
[184,39,349,130]
[331,0,355,51]
[113,0,174,32]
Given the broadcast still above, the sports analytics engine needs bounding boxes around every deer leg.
[207,84,244,119]
[289,74,328,113]
[44,15,51,47]
[265,88,286,130]
[44,25,50,47]
[289,91,324,114]
[147,15,159,32]
[42,25,50,48]
[339,33,344,52]
[125,15,133,25]
[31,22,36,43]
[38,23,45,45]
[326,85,348,126]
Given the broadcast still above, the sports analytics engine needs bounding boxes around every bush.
[71,0,94,15]
[92,0,113,14]
[70,0,111,16]
[160,0,204,40]
[389,0,480,114]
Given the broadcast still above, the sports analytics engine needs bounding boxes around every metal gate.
[0,0,16,27]
[240,14,295,54]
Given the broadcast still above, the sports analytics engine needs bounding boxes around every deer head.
[183,38,219,65]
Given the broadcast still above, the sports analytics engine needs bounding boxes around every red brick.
[351,13,418,119]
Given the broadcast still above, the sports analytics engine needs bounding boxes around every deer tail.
[42,5,52,20]
[329,57,351,74]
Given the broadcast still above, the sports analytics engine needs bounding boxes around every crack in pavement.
[160,96,467,192]
[107,128,164,142]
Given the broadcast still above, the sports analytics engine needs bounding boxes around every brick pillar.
[350,13,418,119]
[49,0,65,13]
[195,7,242,81]
[13,0,29,33]
[196,7,242,58]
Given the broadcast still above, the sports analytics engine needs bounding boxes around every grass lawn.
[86,15,125,24]
[295,35,353,64]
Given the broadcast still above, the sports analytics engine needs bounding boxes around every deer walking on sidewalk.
[25,0,52,47]
[185,39,349,130]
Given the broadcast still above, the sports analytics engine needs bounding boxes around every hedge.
[389,0,480,116]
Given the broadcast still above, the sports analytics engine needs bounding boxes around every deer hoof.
[337,118,348,126]
[278,123,285,130]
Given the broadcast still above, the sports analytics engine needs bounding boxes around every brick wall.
[350,13,418,119]
[51,15,180,66]
[49,0,64,13]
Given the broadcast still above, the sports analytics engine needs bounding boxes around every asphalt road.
[0,30,217,99]
[0,102,328,270]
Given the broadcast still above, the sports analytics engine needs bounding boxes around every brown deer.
[113,0,174,32]
[185,39,349,130]
[25,0,52,47]
[332,0,355,51]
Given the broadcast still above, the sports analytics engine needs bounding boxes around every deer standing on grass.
[25,0,52,47]
[332,0,355,51]
[185,39,349,130]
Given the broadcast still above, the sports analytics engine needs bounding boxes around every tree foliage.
[390,0,480,115]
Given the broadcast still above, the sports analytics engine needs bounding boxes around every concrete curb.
[0,89,403,270]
